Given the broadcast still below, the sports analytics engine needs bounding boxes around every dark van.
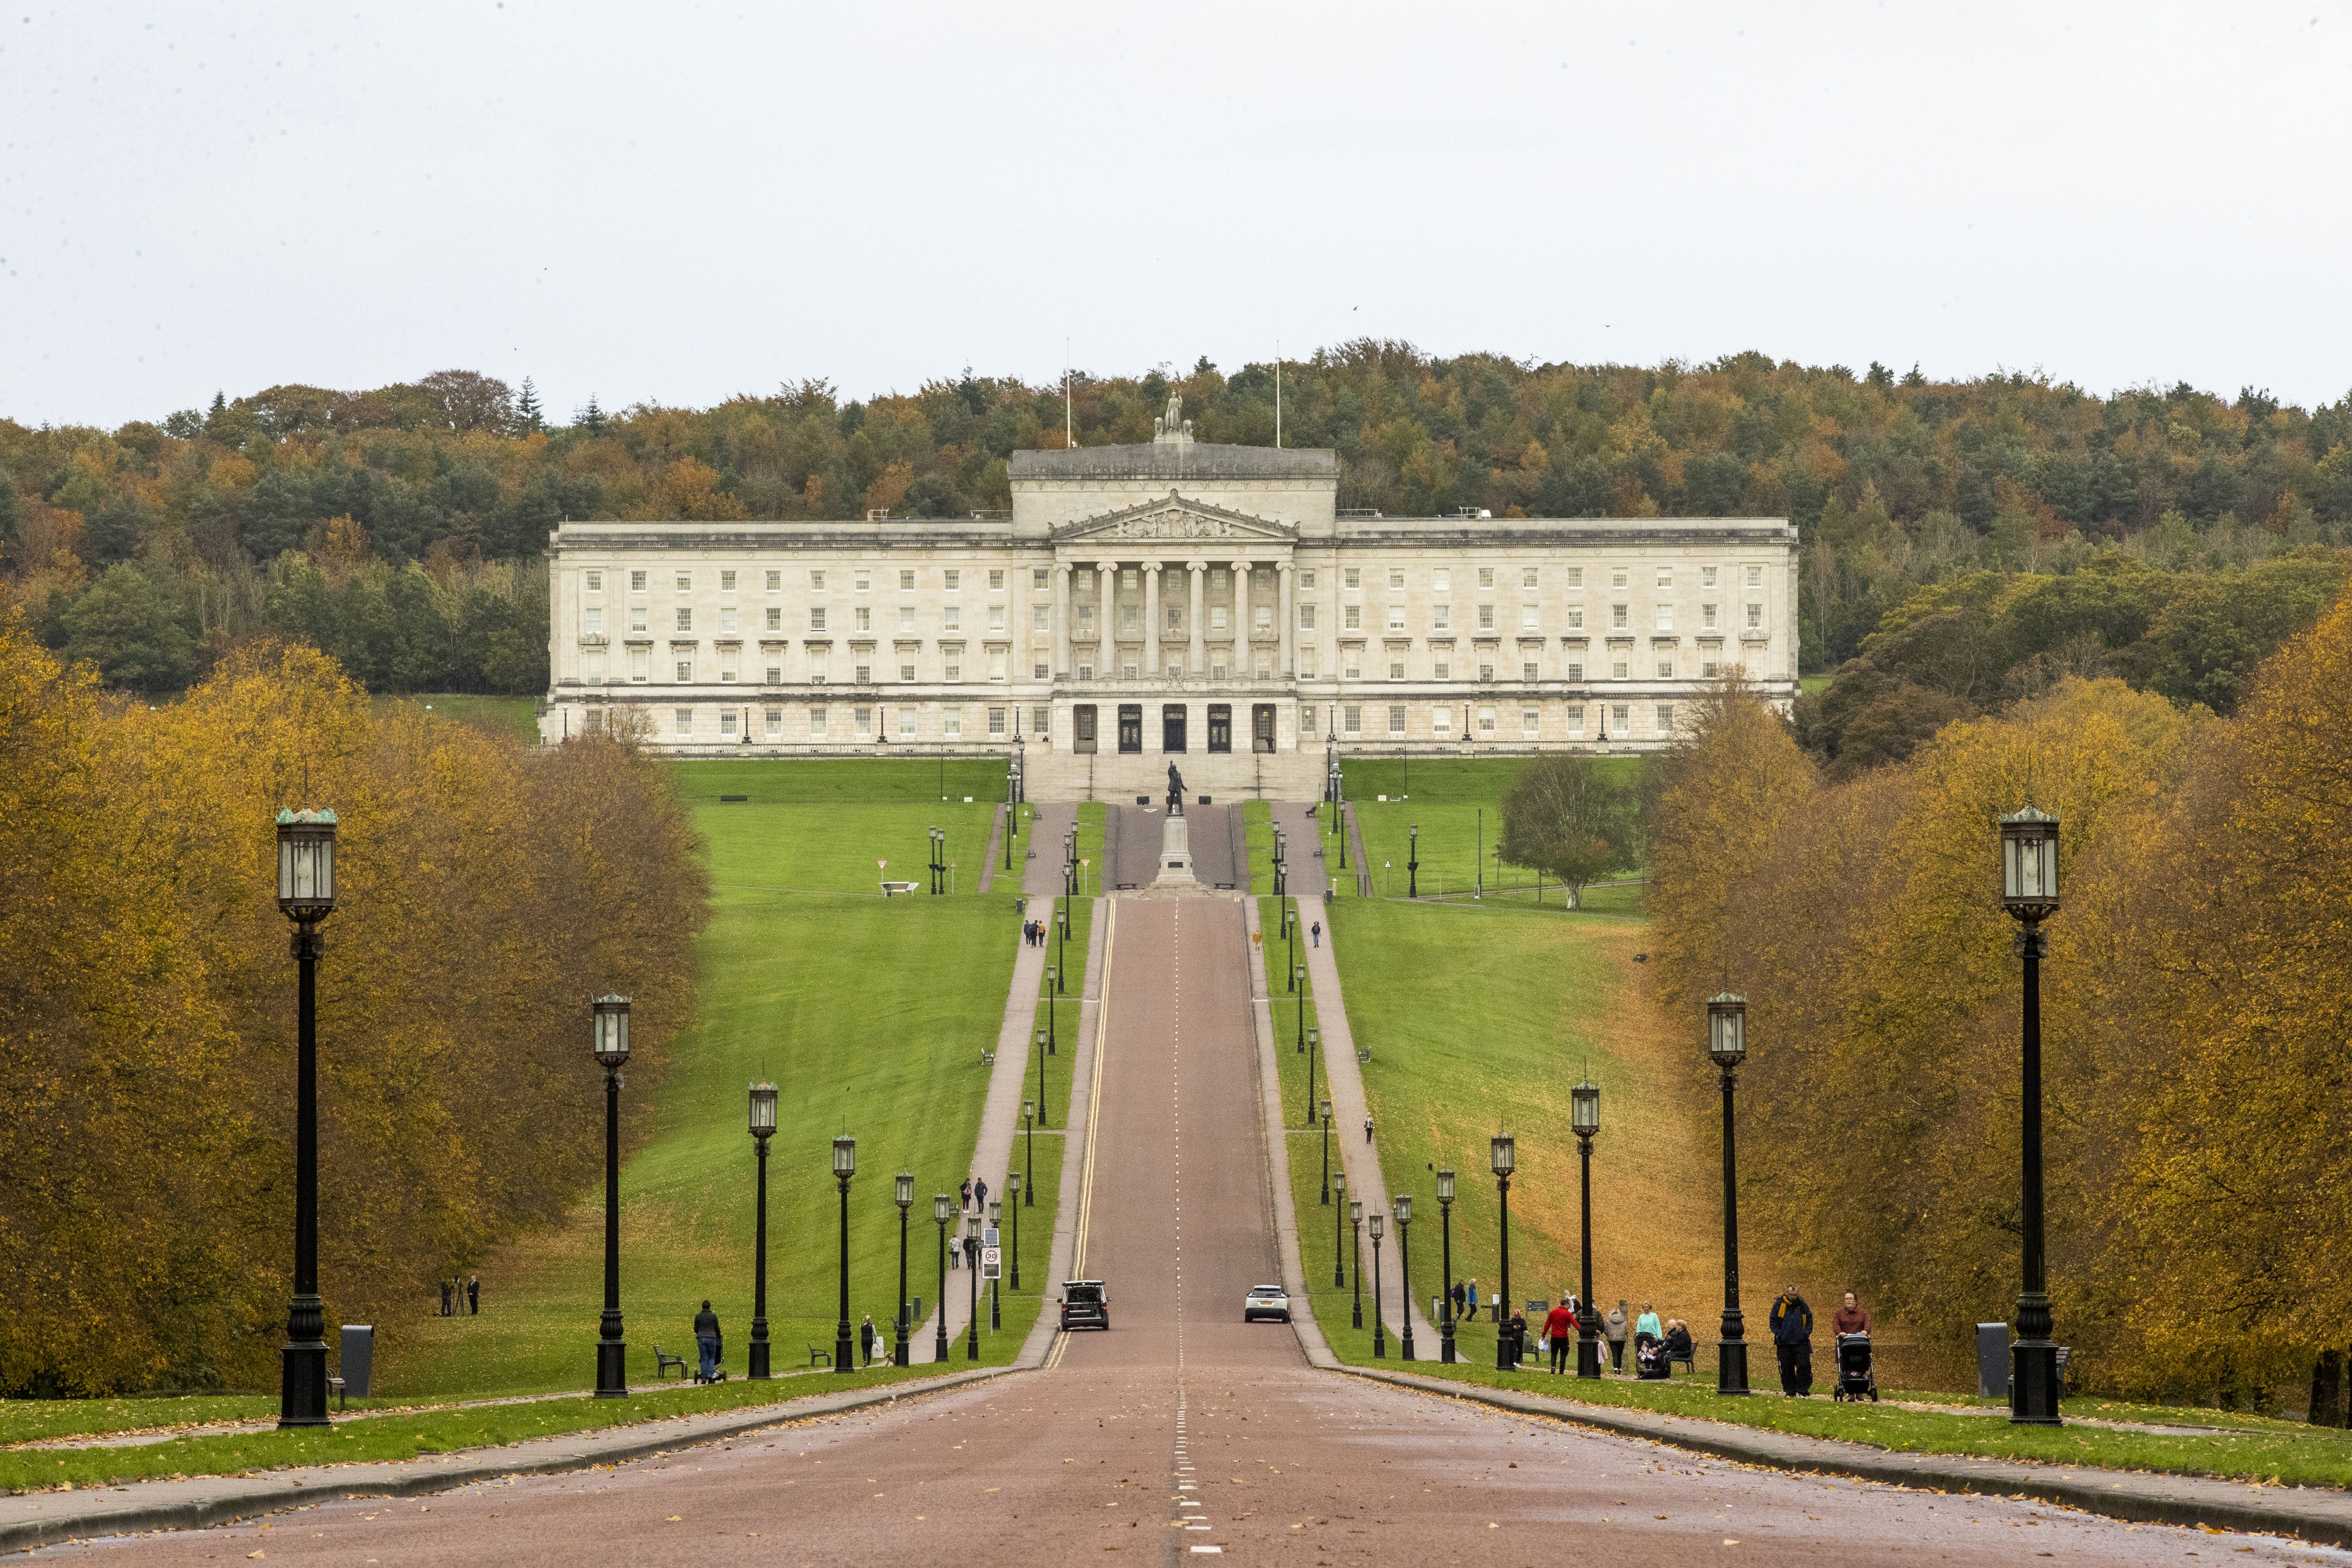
[1059,1280,1109,1331]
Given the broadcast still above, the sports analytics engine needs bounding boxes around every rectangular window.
[1343,657,1361,679]
[809,607,826,631]
[677,572,692,592]
[1033,606,1050,631]
[1034,662,1049,680]
[1566,703,1586,729]
[1522,707,1539,735]
[1478,707,1496,735]
[1033,568,1049,588]
[1611,604,1628,629]
[898,707,916,737]
[944,708,962,738]
[1655,567,1672,589]
[855,570,870,591]
[1565,607,1584,630]
[1387,604,1405,632]
[585,607,604,634]
[855,706,873,738]
[1121,603,1139,630]
[900,662,916,682]
[1521,605,1539,631]
[674,708,693,735]
[765,707,782,736]
[856,606,871,631]
[1123,569,1139,589]
[1563,567,1582,588]
[1703,566,1718,588]
[1344,567,1360,589]
[1432,604,1450,630]
[763,606,780,631]
[1657,703,1676,729]
[1655,605,1673,631]
[1343,704,1362,735]
[1389,660,1406,680]
[1613,703,1631,731]
[988,569,1004,590]
[1703,658,1721,678]
[1477,604,1494,630]
[676,658,693,681]
[1746,603,1764,628]
[1388,569,1405,589]
[987,649,1006,682]
[1477,663,1493,681]
[631,648,649,682]
[1210,605,1227,632]
[1078,604,1094,627]
[1657,658,1675,678]
[720,710,738,736]
[1301,569,1316,589]
[1522,661,1538,681]
[585,570,603,592]
[1343,604,1360,630]
[1523,567,1539,588]
[1387,705,1406,736]
[988,706,1006,736]
[944,569,961,591]
[804,570,819,591]
[1611,568,1628,589]
[1254,603,1272,633]
[1747,565,1764,588]
[676,608,693,631]
[850,656,868,682]
[808,706,826,737]
[944,655,962,683]
[1032,706,1048,733]
[1433,660,1450,680]
[720,608,738,634]
[584,652,605,683]
[1478,567,1494,588]
[719,658,738,683]
[1612,659,1629,680]
[899,605,916,631]
[1566,662,1583,682]
[1432,707,1452,735]
[1703,603,1718,629]
[1433,569,1450,591]
[720,570,737,592]
[766,662,782,684]
[944,605,961,630]
[631,570,647,591]
[900,570,916,591]
[772,570,787,591]
[1298,604,1316,630]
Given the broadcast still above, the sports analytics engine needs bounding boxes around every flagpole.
[1276,338,1283,449]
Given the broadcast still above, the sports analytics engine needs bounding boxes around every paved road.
[1110,805,1240,889]
[67,898,2329,1566]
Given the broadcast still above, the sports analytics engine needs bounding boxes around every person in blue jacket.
[1769,1283,1814,1396]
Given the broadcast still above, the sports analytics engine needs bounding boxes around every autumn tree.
[1498,753,1635,906]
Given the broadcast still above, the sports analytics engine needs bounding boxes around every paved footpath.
[24,886,2350,1564]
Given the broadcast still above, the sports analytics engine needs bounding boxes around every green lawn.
[682,761,1004,898]
[1335,757,1644,902]
[372,692,542,741]
[1257,896,1324,1127]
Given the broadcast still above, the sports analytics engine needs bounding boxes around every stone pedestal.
[1153,812,1197,886]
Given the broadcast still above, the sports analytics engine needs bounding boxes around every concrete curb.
[1336,1365,2352,1548]
[0,1369,1018,1555]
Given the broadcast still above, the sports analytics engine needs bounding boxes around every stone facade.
[538,413,1799,765]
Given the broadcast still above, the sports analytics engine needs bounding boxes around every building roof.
[1011,442,1339,482]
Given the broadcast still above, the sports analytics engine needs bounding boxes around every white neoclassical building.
[539,403,1798,794]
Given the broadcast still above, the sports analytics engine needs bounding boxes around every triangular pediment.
[1052,493,1297,544]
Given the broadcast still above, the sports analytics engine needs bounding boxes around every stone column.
[1054,563,1072,680]
[1278,560,1295,681]
[1231,561,1252,677]
[1186,561,1206,677]
[1143,560,1163,682]
[1097,561,1119,675]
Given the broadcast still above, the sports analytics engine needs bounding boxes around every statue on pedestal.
[1166,762,1186,816]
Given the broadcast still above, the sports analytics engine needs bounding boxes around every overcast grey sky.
[4,1,2347,428]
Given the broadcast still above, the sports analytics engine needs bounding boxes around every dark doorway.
[1073,704,1097,754]
[1162,704,1187,753]
[1118,704,1143,754]
[1207,704,1232,753]
[1251,704,1276,753]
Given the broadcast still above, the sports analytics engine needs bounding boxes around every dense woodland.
[3,348,2349,704]
[0,620,706,1396]
[1645,595,2352,1411]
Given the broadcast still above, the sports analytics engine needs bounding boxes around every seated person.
[1632,1328,1668,1379]
[1663,1319,1696,1363]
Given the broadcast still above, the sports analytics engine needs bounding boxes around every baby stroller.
[1633,1330,1670,1381]
[1831,1332,1878,1402]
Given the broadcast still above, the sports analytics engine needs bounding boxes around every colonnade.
[1051,557,1293,682]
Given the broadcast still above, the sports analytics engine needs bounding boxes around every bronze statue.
[1166,762,1185,815]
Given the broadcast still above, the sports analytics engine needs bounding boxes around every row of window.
[581,646,1736,686]
[581,600,1768,637]
[626,699,1680,742]
[578,563,1776,596]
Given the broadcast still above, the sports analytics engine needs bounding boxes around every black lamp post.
[1492,1131,1516,1369]
[590,992,631,1398]
[1004,768,1016,870]
[1294,968,1307,1060]
[894,1171,913,1368]
[748,1081,777,1380]
[2000,805,2064,1427]
[964,1213,982,1360]
[1369,1210,1387,1358]
[933,1192,953,1363]
[1395,1194,1416,1361]
[1408,823,1420,898]
[274,807,337,1429]
[1709,993,1750,1396]
[1572,1079,1602,1379]
[931,826,945,896]
[1332,1172,1348,1290]
[988,1200,1003,1330]
[1286,894,1297,989]
[1436,1167,1457,1363]
[1349,1197,1365,1329]
[1305,1027,1320,1130]
[832,1134,857,1374]
[1273,826,1286,898]
[1046,966,1060,1047]
[1036,1019,1051,1127]
[1023,1099,1037,1206]
[1007,1172,1022,1289]
[1319,1096,1333,1203]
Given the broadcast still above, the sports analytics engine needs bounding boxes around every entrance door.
[1251,704,1277,753]
[1207,704,1232,753]
[1162,704,1187,753]
[1073,704,1097,754]
[1118,704,1143,754]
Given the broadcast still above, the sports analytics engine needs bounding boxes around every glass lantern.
[1571,1080,1601,1139]
[934,1192,955,1225]
[1491,1132,1515,1178]
[832,1134,857,1179]
[1369,1211,1385,1241]
[1999,805,2061,919]
[1435,1167,1455,1204]
[590,994,631,1068]
[1394,1193,1413,1225]
[1707,993,1748,1068]
[895,1171,914,1209]
[748,1081,778,1137]
[275,808,339,919]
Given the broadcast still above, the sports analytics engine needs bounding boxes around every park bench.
[981,1046,996,1066]
[651,1344,688,1380]
[808,1343,832,1366]
[1357,1047,1372,1064]
[326,1375,348,1411]
[1669,1347,1696,1375]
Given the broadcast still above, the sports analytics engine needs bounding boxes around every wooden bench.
[808,1343,832,1367]
[1356,1047,1372,1064]
[980,1047,996,1066]
[326,1375,348,1411]
[651,1344,688,1380]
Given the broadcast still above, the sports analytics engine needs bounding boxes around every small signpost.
[981,1247,1002,1281]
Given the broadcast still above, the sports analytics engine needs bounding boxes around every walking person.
[1604,1299,1629,1372]
[1311,920,1322,947]
[1770,1283,1815,1396]
[974,1176,989,1211]
[1363,1115,1374,1143]
[1545,1298,1574,1374]
[1465,1278,1480,1322]
[438,1278,453,1317]
[960,1177,973,1212]
[860,1314,877,1367]
[694,1299,723,1383]
[1832,1290,1871,1337]
[467,1273,480,1316]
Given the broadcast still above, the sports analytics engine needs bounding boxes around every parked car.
[1244,1284,1291,1323]
[1060,1280,1110,1331]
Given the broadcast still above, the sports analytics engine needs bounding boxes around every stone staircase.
[1024,747,1323,803]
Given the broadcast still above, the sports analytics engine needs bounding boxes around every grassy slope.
[1336,757,1646,908]
[371,693,541,742]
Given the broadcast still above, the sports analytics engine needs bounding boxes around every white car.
[1244,1284,1291,1323]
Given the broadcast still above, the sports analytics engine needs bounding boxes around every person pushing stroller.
[1831,1290,1878,1402]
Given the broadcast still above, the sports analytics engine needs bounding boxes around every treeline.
[1645,591,2352,1407]
[5,350,2351,692]
[0,613,707,1396]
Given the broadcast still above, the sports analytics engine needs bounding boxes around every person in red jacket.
[1832,1291,1871,1336]
[1545,1300,1575,1374]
